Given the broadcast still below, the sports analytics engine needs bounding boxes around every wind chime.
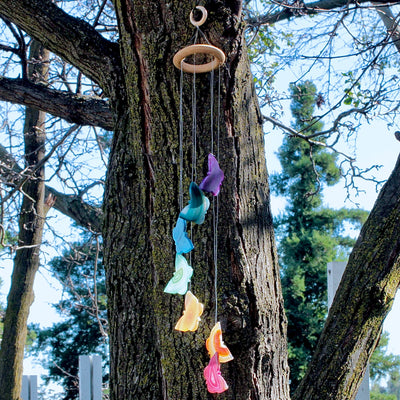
[163,5,233,394]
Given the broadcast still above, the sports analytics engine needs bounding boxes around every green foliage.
[0,278,4,341]
[371,368,400,400]
[29,236,108,400]
[271,81,369,392]
[371,332,400,382]
[370,392,397,400]
[369,331,400,400]
[387,369,400,400]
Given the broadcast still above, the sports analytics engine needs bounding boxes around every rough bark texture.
[0,41,49,400]
[293,154,400,400]
[372,3,400,53]
[103,1,289,399]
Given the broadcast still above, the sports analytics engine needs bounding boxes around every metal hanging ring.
[173,44,226,73]
[190,6,208,27]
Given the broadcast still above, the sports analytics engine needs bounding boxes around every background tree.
[0,7,109,399]
[0,1,399,400]
[387,370,400,400]
[0,40,53,399]
[271,81,368,390]
[370,332,400,400]
[30,235,108,400]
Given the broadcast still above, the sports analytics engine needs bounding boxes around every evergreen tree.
[370,332,400,383]
[30,236,108,400]
[0,278,4,341]
[271,81,368,391]
[370,332,400,400]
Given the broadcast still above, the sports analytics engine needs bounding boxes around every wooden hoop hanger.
[173,6,226,74]
[173,44,225,73]
[190,6,208,27]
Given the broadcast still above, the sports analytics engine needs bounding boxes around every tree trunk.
[293,153,400,400]
[103,1,290,399]
[0,41,49,400]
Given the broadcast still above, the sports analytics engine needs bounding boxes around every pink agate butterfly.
[204,352,228,393]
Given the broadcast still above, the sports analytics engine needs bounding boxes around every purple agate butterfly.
[199,154,224,196]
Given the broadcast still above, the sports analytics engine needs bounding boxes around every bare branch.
[263,114,356,160]
[246,0,365,26]
[0,76,113,130]
[0,143,103,232]
[373,2,400,53]
[0,0,121,93]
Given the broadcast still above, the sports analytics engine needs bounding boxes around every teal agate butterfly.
[173,218,194,254]
[180,182,210,225]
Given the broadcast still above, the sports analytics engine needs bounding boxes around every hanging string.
[210,66,217,324]
[189,28,199,272]
[191,28,199,184]
[210,68,214,155]
[179,61,184,211]
[212,67,222,324]
[217,66,221,161]
[213,67,221,323]
[191,63,197,183]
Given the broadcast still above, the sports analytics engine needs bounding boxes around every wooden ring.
[190,6,208,27]
[173,44,225,73]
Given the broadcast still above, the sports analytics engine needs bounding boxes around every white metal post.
[21,375,38,400]
[30,375,37,400]
[91,355,102,400]
[21,375,29,400]
[79,355,102,400]
[79,355,91,400]
[327,261,370,400]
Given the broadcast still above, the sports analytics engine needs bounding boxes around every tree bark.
[372,3,400,53]
[293,153,400,400]
[103,1,289,399]
[0,41,49,400]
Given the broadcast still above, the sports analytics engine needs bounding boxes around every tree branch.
[263,114,356,160]
[373,2,400,53]
[0,143,102,233]
[0,77,113,130]
[246,0,386,26]
[0,0,121,93]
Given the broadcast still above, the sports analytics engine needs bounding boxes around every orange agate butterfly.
[206,321,233,363]
[175,291,204,332]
